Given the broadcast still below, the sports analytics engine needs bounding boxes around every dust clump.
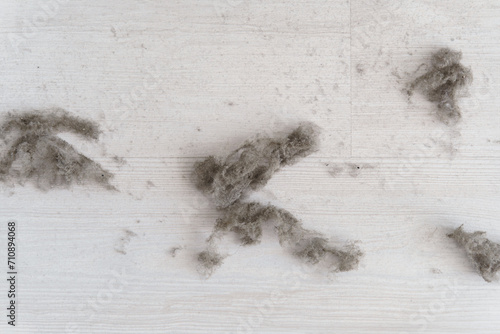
[407,48,472,125]
[448,225,500,282]
[431,268,442,274]
[0,109,115,190]
[346,163,373,178]
[193,123,319,209]
[193,124,363,276]
[356,63,365,76]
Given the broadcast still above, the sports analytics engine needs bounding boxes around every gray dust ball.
[408,48,472,124]
[448,225,500,282]
[194,124,363,276]
[193,123,319,209]
[0,109,115,191]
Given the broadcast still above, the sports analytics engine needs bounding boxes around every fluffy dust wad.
[194,124,363,276]
[408,48,472,124]
[0,108,115,190]
[448,225,500,282]
[200,202,363,274]
[193,123,319,209]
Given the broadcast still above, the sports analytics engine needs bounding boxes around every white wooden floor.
[1,1,500,333]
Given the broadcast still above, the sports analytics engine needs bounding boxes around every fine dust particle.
[0,108,116,191]
[356,63,365,75]
[431,268,442,274]
[193,123,320,209]
[407,48,472,125]
[169,246,183,257]
[328,164,344,177]
[328,163,374,178]
[346,163,374,178]
[391,68,402,80]
[448,225,500,282]
[112,156,126,165]
[114,229,138,255]
[146,180,155,188]
[194,124,363,277]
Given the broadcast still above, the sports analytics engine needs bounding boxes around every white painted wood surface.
[1,0,500,333]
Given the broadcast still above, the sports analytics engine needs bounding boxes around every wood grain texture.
[1,0,500,333]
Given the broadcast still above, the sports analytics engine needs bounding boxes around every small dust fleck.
[170,246,183,258]
[356,63,365,75]
[431,268,442,274]
[328,164,344,177]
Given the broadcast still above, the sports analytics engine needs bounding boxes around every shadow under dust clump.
[408,48,472,124]
[193,124,363,276]
[448,225,500,282]
[0,109,115,191]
